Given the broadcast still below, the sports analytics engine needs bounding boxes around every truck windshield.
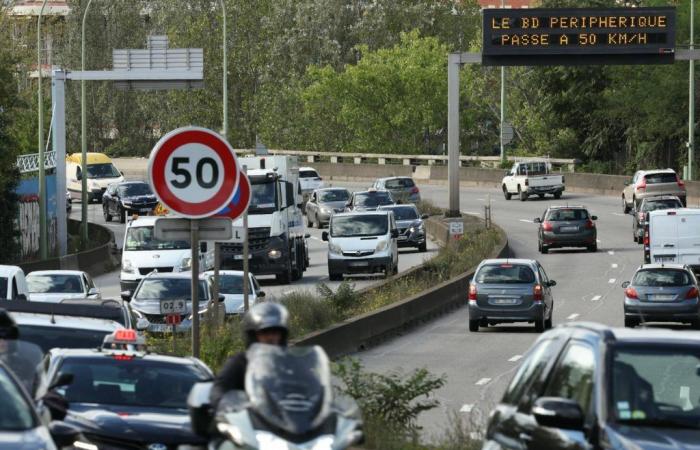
[87,163,121,179]
[331,215,388,237]
[124,226,190,251]
[248,181,278,215]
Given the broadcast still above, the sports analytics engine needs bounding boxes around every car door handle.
[518,433,533,442]
[664,244,675,248]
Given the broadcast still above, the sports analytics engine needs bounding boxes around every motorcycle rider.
[210,302,289,406]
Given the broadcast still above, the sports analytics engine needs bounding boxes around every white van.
[120,216,215,292]
[321,211,399,281]
[66,152,124,202]
[645,209,700,271]
[0,265,29,300]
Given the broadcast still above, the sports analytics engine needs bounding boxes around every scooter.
[188,344,363,450]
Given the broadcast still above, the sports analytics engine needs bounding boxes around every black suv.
[484,322,700,449]
[102,181,158,223]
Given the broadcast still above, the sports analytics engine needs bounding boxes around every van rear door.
[649,210,679,263]
[676,210,700,268]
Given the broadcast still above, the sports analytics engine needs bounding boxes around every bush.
[415,199,444,217]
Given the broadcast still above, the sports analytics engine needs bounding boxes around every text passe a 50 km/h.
[482,7,676,66]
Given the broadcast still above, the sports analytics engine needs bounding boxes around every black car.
[484,322,700,449]
[37,330,213,449]
[102,181,158,223]
[378,204,428,252]
[632,195,684,244]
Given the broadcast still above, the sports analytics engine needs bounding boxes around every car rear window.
[18,325,113,353]
[642,199,683,211]
[644,173,677,184]
[632,269,692,287]
[355,192,393,207]
[546,209,589,221]
[475,264,536,284]
[385,178,415,189]
[299,170,319,178]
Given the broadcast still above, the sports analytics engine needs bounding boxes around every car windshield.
[611,345,700,429]
[218,275,252,295]
[319,190,349,203]
[383,206,418,221]
[475,264,536,284]
[546,209,589,221]
[18,325,113,353]
[384,178,415,189]
[643,199,683,211]
[632,269,692,287]
[331,215,388,237]
[645,173,678,184]
[0,278,6,299]
[57,357,209,409]
[119,183,152,197]
[135,279,208,302]
[27,274,83,294]
[0,366,36,431]
[124,226,190,251]
[249,181,277,214]
[87,163,120,179]
[355,192,393,207]
[299,170,319,178]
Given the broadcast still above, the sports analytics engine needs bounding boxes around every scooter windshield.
[245,344,332,436]
[0,340,45,395]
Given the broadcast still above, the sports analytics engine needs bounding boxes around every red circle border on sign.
[149,128,239,218]
[216,170,251,220]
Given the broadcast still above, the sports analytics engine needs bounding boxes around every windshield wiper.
[617,418,700,430]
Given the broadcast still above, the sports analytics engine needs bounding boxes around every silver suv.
[622,169,686,213]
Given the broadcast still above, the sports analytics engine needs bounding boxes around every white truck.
[0,265,29,300]
[501,160,565,201]
[644,209,700,272]
[219,155,309,284]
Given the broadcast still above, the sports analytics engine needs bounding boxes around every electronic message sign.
[482,7,676,66]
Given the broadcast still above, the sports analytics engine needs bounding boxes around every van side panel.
[677,213,700,268]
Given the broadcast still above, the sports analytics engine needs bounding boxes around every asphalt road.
[356,184,648,437]
[69,186,438,300]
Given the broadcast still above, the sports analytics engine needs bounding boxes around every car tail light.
[533,284,543,302]
[585,219,595,229]
[677,176,685,188]
[542,221,553,232]
[113,354,134,361]
[625,287,639,299]
[468,284,477,302]
[686,287,699,299]
[638,211,645,222]
[637,177,647,191]
[643,230,650,246]
[410,186,419,194]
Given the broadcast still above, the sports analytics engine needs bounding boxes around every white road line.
[460,404,474,413]
[519,219,534,223]
[592,295,602,301]
[567,313,580,320]
[612,213,625,217]
[508,355,523,362]
[608,250,615,255]
[609,278,616,284]
[475,378,492,386]
[477,198,486,201]
[612,263,619,269]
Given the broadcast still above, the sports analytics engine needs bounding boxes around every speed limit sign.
[148,126,240,218]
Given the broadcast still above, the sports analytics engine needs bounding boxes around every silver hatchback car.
[468,259,555,332]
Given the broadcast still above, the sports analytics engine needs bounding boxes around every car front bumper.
[328,256,392,275]
[397,231,426,248]
[624,298,700,323]
[469,301,545,323]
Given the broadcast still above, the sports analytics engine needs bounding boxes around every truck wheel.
[103,205,112,222]
[276,258,293,284]
[553,192,562,199]
[329,271,343,281]
[291,245,303,281]
[518,186,527,202]
[502,185,511,200]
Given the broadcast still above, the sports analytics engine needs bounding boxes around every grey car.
[345,190,394,212]
[372,177,421,203]
[535,206,597,253]
[378,204,428,252]
[622,264,700,328]
[468,259,555,332]
[305,188,350,228]
[632,195,683,243]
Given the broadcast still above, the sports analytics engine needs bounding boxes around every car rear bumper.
[469,302,545,322]
[526,185,564,195]
[329,256,392,275]
[542,231,596,248]
[624,299,699,322]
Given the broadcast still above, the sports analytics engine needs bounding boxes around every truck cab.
[219,156,309,284]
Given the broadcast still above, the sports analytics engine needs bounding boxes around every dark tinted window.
[645,173,677,184]
[546,209,589,221]
[331,215,388,237]
[18,325,112,353]
[0,277,6,299]
[354,192,393,207]
[319,190,349,202]
[135,279,208,302]
[381,206,418,221]
[632,269,692,287]
[544,343,596,413]
[119,183,152,197]
[502,339,558,405]
[384,178,415,189]
[218,275,252,294]
[58,357,209,409]
[475,264,536,284]
[299,170,319,178]
[0,366,36,431]
[642,199,683,211]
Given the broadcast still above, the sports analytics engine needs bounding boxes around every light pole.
[80,0,94,246]
[220,0,228,138]
[37,0,49,259]
[690,0,696,181]
[499,0,506,165]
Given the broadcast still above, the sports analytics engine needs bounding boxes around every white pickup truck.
[502,161,565,201]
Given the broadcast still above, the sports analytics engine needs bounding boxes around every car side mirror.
[258,291,266,298]
[304,233,310,239]
[533,217,542,223]
[121,290,133,302]
[421,214,429,219]
[48,372,73,391]
[391,229,399,239]
[532,397,584,431]
[87,287,99,296]
[188,382,214,437]
[548,280,557,287]
[218,294,225,303]
[136,317,150,331]
[49,421,82,448]
[321,231,329,242]
[591,215,598,221]
[76,172,82,181]
[16,293,27,301]
[621,281,630,288]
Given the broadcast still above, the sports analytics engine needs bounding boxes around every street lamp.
[499,0,506,165]
[37,0,48,259]
[689,0,696,181]
[80,0,94,246]
[220,0,228,138]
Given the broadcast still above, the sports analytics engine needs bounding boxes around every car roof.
[378,176,412,181]
[379,204,417,210]
[546,205,588,210]
[26,270,86,277]
[49,348,204,366]
[143,272,207,280]
[556,322,700,346]
[637,263,689,270]
[115,181,148,187]
[0,265,23,277]
[354,189,391,195]
[314,187,347,192]
[641,195,682,202]
[66,152,112,164]
[12,312,121,332]
[299,166,318,172]
[640,168,676,175]
[479,258,537,266]
[333,211,391,218]
[203,270,252,278]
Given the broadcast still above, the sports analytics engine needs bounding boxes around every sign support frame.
[190,219,200,358]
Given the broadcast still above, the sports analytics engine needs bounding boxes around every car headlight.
[122,259,135,274]
[329,243,342,255]
[180,257,192,270]
[376,240,388,252]
[73,441,98,450]
[410,222,425,233]
[268,249,282,259]
[320,206,330,214]
[122,200,133,206]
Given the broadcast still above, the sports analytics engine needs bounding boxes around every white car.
[203,270,265,315]
[0,265,29,300]
[26,270,100,303]
[299,167,324,207]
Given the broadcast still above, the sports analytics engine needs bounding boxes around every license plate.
[651,294,675,301]
[234,254,252,260]
[654,255,676,262]
[398,235,408,241]
[160,299,187,314]
[491,298,519,305]
[349,261,368,267]
[560,226,578,233]
[140,208,151,213]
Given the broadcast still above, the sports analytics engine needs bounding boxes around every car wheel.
[103,205,112,222]
[633,233,639,243]
[691,319,700,330]
[553,192,562,200]
[518,186,527,202]
[624,317,637,328]
[535,316,546,333]
[622,196,630,214]
[502,185,511,200]
[545,309,553,329]
[316,215,322,229]
[393,262,399,275]
[418,242,427,252]
[469,319,479,332]
[307,214,313,227]
[588,243,597,252]
[540,244,549,254]
[329,271,343,281]
[538,194,545,199]
[119,206,127,223]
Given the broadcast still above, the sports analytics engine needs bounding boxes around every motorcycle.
[188,344,363,450]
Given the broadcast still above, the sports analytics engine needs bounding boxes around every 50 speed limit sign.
[148,127,240,218]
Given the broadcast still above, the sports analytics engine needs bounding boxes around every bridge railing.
[16,151,57,174]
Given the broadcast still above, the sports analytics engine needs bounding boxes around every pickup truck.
[502,161,565,201]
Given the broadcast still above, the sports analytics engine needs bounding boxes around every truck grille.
[343,250,375,257]
[138,267,173,275]
[221,227,271,253]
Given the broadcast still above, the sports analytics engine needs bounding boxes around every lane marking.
[519,219,534,223]
[567,313,580,320]
[477,198,486,202]
[475,378,492,386]
[508,355,523,362]
[612,213,625,217]
[608,250,615,255]
[609,278,616,284]
[460,404,474,413]
[592,295,602,301]
[612,263,618,269]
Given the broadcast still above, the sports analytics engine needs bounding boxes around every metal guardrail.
[16,151,57,173]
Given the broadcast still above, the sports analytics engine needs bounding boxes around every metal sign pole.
[190,219,200,357]
[212,243,220,326]
[242,166,250,312]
